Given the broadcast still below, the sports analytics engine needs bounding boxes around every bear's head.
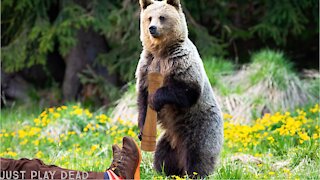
[139,0,188,54]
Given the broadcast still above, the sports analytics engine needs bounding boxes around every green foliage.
[203,57,236,95]
[250,0,318,45]
[1,0,89,72]
[2,0,318,82]
[210,49,317,122]
[184,0,318,46]
[291,144,319,167]
[78,66,121,104]
[203,57,235,85]
[0,104,139,172]
[306,77,320,100]
[189,27,227,57]
[214,162,252,179]
[1,104,319,179]
[249,49,294,89]
[92,1,141,81]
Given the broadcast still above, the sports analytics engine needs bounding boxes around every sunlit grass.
[1,103,319,179]
[209,50,318,123]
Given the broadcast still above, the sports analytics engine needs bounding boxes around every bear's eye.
[148,17,152,21]
[159,16,165,21]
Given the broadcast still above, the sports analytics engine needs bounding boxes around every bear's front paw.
[148,93,162,111]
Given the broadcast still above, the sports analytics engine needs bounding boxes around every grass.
[203,57,236,96]
[203,56,235,86]
[249,49,295,89]
[209,49,318,123]
[1,103,319,179]
[0,103,43,127]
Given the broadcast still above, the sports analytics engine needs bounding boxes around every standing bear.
[135,0,223,177]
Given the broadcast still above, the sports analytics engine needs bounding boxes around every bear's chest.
[147,57,172,76]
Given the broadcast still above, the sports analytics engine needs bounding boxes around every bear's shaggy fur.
[135,0,223,177]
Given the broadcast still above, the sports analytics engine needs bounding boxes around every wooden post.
[141,72,163,151]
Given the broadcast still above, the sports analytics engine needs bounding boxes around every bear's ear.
[139,0,153,10]
[166,0,181,9]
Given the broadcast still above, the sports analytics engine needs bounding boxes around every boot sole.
[133,139,142,180]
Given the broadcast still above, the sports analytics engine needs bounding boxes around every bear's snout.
[149,26,158,37]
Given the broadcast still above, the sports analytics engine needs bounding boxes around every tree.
[1,0,318,104]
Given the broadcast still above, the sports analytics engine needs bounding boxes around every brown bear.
[135,0,223,177]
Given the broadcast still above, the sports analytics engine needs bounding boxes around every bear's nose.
[149,26,157,35]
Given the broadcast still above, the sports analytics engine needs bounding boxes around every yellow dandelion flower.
[268,171,275,175]
[73,108,83,115]
[84,109,93,118]
[35,151,43,158]
[7,151,17,157]
[312,133,319,139]
[34,118,41,126]
[267,136,275,143]
[47,138,54,143]
[254,153,262,157]
[100,114,108,120]
[118,119,125,125]
[98,114,109,124]
[18,130,27,138]
[33,140,40,146]
[87,124,92,130]
[91,144,99,152]
[110,131,117,136]
[128,129,136,137]
[298,132,310,141]
[310,104,319,113]
[223,113,233,119]
[41,117,50,127]
[75,147,81,152]
[283,168,290,173]
[40,111,47,117]
[20,139,28,145]
[110,126,118,131]
[53,113,61,119]
[99,119,107,124]
[48,108,55,113]
[29,127,41,136]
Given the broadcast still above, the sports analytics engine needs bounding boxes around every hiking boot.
[107,144,122,175]
[118,136,141,179]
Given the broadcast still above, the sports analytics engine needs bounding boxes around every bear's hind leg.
[154,135,183,176]
[184,147,216,178]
